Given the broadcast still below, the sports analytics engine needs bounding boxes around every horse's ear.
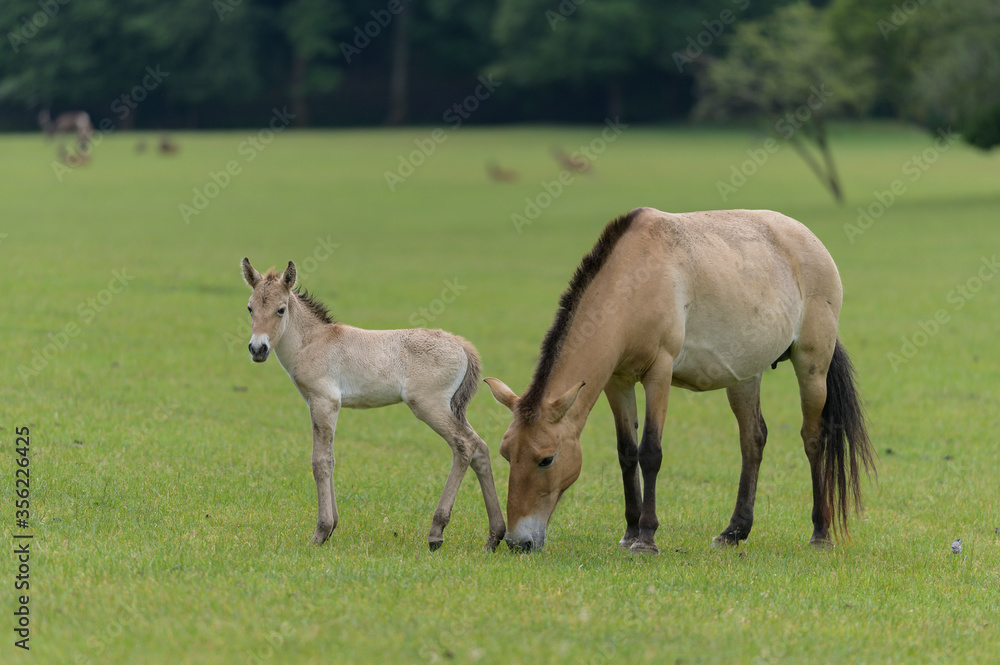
[281,261,297,290]
[547,381,586,423]
[484,378,519,412]
[242,257,261,289]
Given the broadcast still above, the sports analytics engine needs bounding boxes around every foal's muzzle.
[248,341,269,363]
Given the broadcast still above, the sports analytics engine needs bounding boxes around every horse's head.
[241,258,296,363]
[484,377,586,552]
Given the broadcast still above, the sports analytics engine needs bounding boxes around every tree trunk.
[290,55,310,128]
[385,5,410,126]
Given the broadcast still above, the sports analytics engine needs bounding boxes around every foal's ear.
[547,381,586,423]
[484,378,519,412]
[242,257,261,289]
[281,260,297,290]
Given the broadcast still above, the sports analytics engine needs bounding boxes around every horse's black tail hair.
[450,337,482,423]
[821,338,878,537]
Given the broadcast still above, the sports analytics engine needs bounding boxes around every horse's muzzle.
[505,515,547,552]
[248,342,269,363]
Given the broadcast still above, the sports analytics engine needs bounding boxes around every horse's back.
[620,208,842,390]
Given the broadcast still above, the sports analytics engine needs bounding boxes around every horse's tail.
[822,338,878,536]
[450,337,482,423]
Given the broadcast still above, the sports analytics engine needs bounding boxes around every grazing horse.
[241,258,506,551]
[485,207,876,553]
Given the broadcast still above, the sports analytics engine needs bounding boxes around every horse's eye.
[538,456,555,469]
[277,307,286,316]
[247,306,252,314]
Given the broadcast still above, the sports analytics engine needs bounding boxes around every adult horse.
[485,207,876,553]
[242,258,505,551]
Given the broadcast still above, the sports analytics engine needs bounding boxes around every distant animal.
[486,160,518,182]
[951,538,962,554]
[485,207,877,553]
[38,109,93,142]
[56,144,90,167]
[551,145,592,174]
[241,258,506,551]
[158,134,178,155]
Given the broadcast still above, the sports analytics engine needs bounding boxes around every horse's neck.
[542,305,623,436]
[273,305,329,375]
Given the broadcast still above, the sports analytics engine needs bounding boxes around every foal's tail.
[822,338,878,536]
[450,337,482,423]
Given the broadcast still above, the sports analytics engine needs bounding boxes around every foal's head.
[241,258,297,363]
[484,378,586,552]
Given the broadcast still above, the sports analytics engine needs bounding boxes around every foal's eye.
[538,456,555,469]
[277,306,286,316]
[247,306,252,314]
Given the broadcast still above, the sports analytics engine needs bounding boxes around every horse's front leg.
[605,377,641,549]
[632,356,673,555]
[308,397,341,545]
[713,375,767,547]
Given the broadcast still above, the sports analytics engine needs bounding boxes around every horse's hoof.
[619,537,637,550]
[428,538,444,552]
[629,541,660,555]
[809,537,834,550]
[711,534,739,548]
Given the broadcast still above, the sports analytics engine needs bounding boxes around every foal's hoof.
[809,536,834,550]
[310,525,335,545]
[629,540,660,555]
[428,538,444,552]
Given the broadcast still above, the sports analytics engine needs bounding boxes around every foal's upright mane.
[262,267,335,324]
[516,209,640,422]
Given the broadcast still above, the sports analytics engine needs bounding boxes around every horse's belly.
[670,303,800,392]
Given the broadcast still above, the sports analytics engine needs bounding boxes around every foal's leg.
[632,354,673,554]
[308,398,341,545]
[713,374,767,547]
[408,401,476,551]
[605,377,641,549]
[464,425,507,550]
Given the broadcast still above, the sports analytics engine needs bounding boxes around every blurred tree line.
[0,0,997,152]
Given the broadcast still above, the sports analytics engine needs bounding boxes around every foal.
[241,258,505,551]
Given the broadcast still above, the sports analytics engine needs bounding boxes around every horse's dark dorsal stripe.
[516,209,640,422]
[295,288,335,324]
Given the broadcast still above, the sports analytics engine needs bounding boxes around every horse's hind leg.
[713,374,767,547]
[791,334,837,548]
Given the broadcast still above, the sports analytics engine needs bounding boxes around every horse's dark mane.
[516,209,640,422]
[294,287,336,324]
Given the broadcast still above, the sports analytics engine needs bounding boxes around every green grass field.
[2,122,999,664]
